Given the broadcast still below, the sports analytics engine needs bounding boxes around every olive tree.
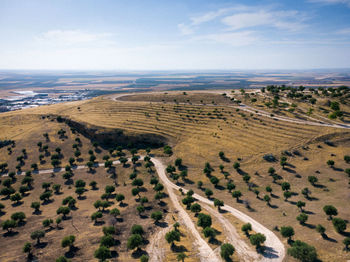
[250,233,266,249]
[94,246,111,261]
[323,205,338,220]
[197,213,212,229]
[165,230,181,248]
[61,235,76,252]
[151,211,163,224]
[220,243,235,261]
[332,218,347,233]
[241,223,252,237]
[31,230,45,245]
[287,240,317,262]
[280,226,294,242]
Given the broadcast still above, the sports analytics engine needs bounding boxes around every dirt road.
[152,158,286,262]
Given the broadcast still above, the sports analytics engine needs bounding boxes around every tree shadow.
[208,237,222,245]
[303,210,315,215]
[322,234,337,243]
[220,156,231,163]
[35,242,48,249]
[93,221,105,226]
[219,209,228,214]
[271,194,279,199]
[64,179,73,185]
[176,181,185,187]
[171,244,188,252]
[17,220,27,227]
[286,163,296,168]
[308,196,319,201]
[70,206,78,211]
[88,169,96,174]
[65,246,80,258]
[184,178,194,184]
[215,185,225,191]
[158,201,167,207]
[53,167,62,173]
[155,221,168,228]
[260,246,279,258]
[269,204,279,209]
[11,201,23,207]
[304,223,316,229]
[237,169,248,176]
[284,168,296,174]
[41,199,54,205]
[333,167,344,172]
[111,250,119,258]
[44,227,54,233]
[32,210,42,215]
[119,202,128,207]
[3,231,18,237]
[131,248,148,259]
[340,231,350,237]
[314,184,326,189]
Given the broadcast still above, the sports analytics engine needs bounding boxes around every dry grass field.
[0,88,349,261]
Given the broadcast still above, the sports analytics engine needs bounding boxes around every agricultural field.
[0,86,349,261]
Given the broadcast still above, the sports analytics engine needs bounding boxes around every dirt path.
[151,158,286,262]
[152,158,221,262]
[146,216,171,262]
[201,203,260,262]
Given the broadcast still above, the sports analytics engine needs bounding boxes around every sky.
[0,0,350,70]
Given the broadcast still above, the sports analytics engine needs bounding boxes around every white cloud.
[308,0,350,7]
[190,8,232,25]
[36,30,113,46]
[222,10,305,31]
[177,7,235,35]
[178,5,307,36]
[192,31,258,46]
[177,23,194,35]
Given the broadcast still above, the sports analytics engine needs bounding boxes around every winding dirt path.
[152,158,285,262]
[201,203,260,261]
[146,220,170,261]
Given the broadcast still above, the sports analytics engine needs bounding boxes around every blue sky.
[0,0,350,70]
